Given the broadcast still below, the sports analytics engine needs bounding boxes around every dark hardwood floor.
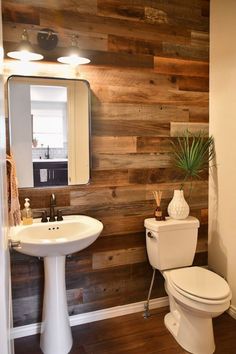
[14,307,236,354]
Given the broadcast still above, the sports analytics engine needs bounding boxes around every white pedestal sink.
[10,215,103,354]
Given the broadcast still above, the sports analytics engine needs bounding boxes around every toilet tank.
[144,216,200,271]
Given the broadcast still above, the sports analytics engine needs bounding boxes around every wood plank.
[12,294,42,326]
[97,0,144,22]
[91,84,208,105]
[136,137,172,153]
[136,136,209,154]
[193,251,207,266]
[108,32,190,56]
[196,236,208,253]
[198,226,208,243]
[201,1,210,17]
[2,0,97,14]
[2,2,40,25]
[145,10,208,33]
[144,7,168,25]
[98,215,146,236]
[162,41,209,61]
[92,103,189,122]
[167,0,209,10]
[154,56,209,77]
[70,185,160,207]
[67,288,84,306]
[201,208,208,224]
[92,120,170,137]
[11,256,43,299]
[88,232,146,253]
[92,247,147,269]
[82,49,154,68]
[189,106,209,122]
[66,253,93,275]
[143,2,204,23]
[170,122,209,136]
[177,76,209,92]
[128,168,186,184]
[70,185,148,207]
[90,170,129,187]
[92,137,137,154]
[92,153,172,170]
[80,66,177,88]
[109,33,207,61]
[191,30,209,46]
[108,34,163,56]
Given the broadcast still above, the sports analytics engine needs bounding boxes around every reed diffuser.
[153,190,163,221]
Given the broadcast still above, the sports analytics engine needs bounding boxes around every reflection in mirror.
[8,76,90,188]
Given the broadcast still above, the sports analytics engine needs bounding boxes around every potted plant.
[168,130,215,219]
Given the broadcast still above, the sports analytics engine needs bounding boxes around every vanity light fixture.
[7,29,44,61]
[37,28,58,51]
[57,35,90,65]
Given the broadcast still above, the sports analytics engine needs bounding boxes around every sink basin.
[9,215,103,354]
[10,215,103,257]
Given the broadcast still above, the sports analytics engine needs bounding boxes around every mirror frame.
[7,75,91,189]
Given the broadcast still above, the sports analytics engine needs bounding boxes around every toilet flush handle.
[147,231,155,239]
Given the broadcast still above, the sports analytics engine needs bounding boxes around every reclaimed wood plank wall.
[2,0,209,326]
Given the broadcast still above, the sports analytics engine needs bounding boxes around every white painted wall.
[0,1,13,352]
[209,0,236,310]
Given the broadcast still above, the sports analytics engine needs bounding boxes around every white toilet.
[145,216,231,354]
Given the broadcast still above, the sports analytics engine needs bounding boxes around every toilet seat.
[168,267,231,305]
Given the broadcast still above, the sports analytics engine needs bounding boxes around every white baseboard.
[228,305,236,320]
[11,296,169,339]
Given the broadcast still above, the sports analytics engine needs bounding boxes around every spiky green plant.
[171,130,215,190]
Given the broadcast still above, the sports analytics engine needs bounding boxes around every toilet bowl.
[163,267,231,354]
[144,217,231,354]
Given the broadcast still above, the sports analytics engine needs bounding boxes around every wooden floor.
[15,307,236,354]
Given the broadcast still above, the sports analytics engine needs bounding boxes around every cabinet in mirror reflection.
[8,76,90,188]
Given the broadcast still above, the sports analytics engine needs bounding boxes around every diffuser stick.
[153,190,163,221]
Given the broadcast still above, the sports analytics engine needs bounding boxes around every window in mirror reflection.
[31,86,68,152]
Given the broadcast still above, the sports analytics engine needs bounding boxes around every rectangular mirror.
[8,75,90,188]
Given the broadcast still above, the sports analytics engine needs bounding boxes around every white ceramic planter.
[167,190,190,220]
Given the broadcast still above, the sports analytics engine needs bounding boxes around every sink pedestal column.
[40,256,72,354]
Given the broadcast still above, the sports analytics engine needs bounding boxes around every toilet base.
[164,311,215,354]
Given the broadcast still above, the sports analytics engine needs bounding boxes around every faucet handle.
[41,210,48,223]
[56,209,63,221]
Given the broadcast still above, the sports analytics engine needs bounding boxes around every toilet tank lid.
[144,216,200,232]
